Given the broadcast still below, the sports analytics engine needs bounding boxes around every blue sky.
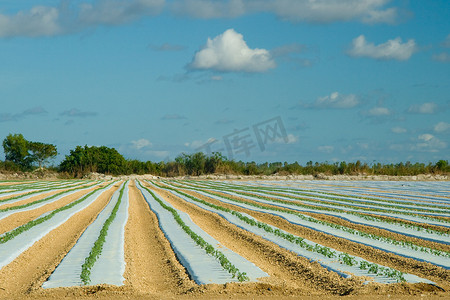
[0,0,449,165]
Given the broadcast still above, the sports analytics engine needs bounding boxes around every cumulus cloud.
[407,102,437,114]
[367,106,391,116]
[1,0,400,38]
[434,122,450,133]
[312,92,360,109]
[131,138,152,150]
[171,0,398,24]
[391,126,407,134]
[348,35,417,61]
[189,29,276,72]
[0,0,164,38]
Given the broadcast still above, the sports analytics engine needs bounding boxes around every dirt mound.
[0,169,61,180]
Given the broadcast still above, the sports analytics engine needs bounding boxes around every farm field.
[0,179,449,299]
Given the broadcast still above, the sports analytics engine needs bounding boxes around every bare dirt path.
[122,180,196,296]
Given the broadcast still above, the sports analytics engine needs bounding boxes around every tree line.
[1,133,449,177]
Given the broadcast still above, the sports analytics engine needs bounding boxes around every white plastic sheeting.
[43,182,128,288]
[137,182,268,285]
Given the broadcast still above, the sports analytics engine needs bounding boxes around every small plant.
[339,253,357,266]
[139,182,249,282]
[0,183,112,244]
[81,181,127,285]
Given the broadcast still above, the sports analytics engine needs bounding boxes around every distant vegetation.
[1,133,449,178]
[1,133,57,171]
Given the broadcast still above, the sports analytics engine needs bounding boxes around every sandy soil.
[174,188,450,290]
[0,179,448,300]
[0,182,120,299]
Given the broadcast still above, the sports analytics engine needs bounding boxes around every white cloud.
[407,102,437,114]
[418,134,434,142]
[367,106,391,116]
[413,134,446,152]
[348,35,417,61]
[0,0,164,38]
[189,29,276,72]
[171,0,398,24]
[261,0,397,24]
[361,7,397,24]
[285,134,298,144]
[318,145,334,153]
[313,92,360,109]
[432,52,450,63]
[434,122,450,133]
[131,138,152,150]
[186,138,218,149]
[0,6,61,37]
[391,126,407,134]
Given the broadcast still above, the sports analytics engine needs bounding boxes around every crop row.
[150,181,409,282]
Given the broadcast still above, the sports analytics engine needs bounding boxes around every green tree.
[59,145,126,177]
[28,142,58,168]
[2,133,31,169]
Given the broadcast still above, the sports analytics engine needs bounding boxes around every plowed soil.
[0,179,448,300]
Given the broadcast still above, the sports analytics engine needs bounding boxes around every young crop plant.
[0,183,112,244]
[138,181,249,282]
[149,181,410,282]
[184,182,449,237]
[80,181,127,285]
[0,183,98,213]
